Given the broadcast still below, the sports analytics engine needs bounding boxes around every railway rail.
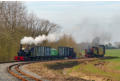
[7,58,99,81]
[8,63,42,81]
[0,61,18,64]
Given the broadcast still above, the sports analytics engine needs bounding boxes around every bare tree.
[25,13,60,37]
[0,1,60,35]
[0,1,26,31]
[0,1,60,61]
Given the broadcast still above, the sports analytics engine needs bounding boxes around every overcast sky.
[25,1,120,43]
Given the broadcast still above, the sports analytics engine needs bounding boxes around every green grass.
[104,49,120,70]
[105,49,120,62]
[67,49,120,81]
[106,49,120,57]
[69,63,111,76]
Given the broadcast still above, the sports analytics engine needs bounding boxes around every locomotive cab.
[85,45,105,58]
[14,44,31,61]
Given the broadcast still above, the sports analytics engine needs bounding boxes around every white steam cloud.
[20,34,57,45]
[47,34,56,42]
[34,35,47,45]
[21,37,35,45]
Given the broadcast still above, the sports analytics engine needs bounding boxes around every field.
[24,49,120,81]
[68,49,120,81]
[71,49,120,81]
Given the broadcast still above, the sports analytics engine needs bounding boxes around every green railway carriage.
[50,48,58,56]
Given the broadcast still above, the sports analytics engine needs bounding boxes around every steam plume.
[21,37,34,45]
[34,35,47,45]
[20,34,57,45]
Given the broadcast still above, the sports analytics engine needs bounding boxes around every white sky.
[25,1,120,43]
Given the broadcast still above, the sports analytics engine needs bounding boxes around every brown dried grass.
[24,59,90,81]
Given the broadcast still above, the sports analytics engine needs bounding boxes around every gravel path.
[0,61,48,81]
[0,62,23,81]
[21,65,49,81]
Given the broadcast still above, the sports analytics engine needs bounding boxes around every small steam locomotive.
[85,45,105,58]
[14,44,76,61]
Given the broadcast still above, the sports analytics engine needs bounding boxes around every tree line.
[0,1,78,62]
[0,1,59,36]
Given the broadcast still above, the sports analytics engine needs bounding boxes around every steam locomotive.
[14,44,76,61]
[85,45,105,58]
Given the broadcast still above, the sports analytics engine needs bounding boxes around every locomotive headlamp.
[22,47,25,50]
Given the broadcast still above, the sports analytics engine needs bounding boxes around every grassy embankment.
[25,49,120,81]
[67,49,120,81]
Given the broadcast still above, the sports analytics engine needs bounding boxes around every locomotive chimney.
[20,44,22,50]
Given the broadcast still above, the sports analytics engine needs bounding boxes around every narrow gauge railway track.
[7,58,98,81]
[8,63,42,81]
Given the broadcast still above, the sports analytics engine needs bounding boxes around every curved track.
[7,58,98,81]
[8,63,42,81]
